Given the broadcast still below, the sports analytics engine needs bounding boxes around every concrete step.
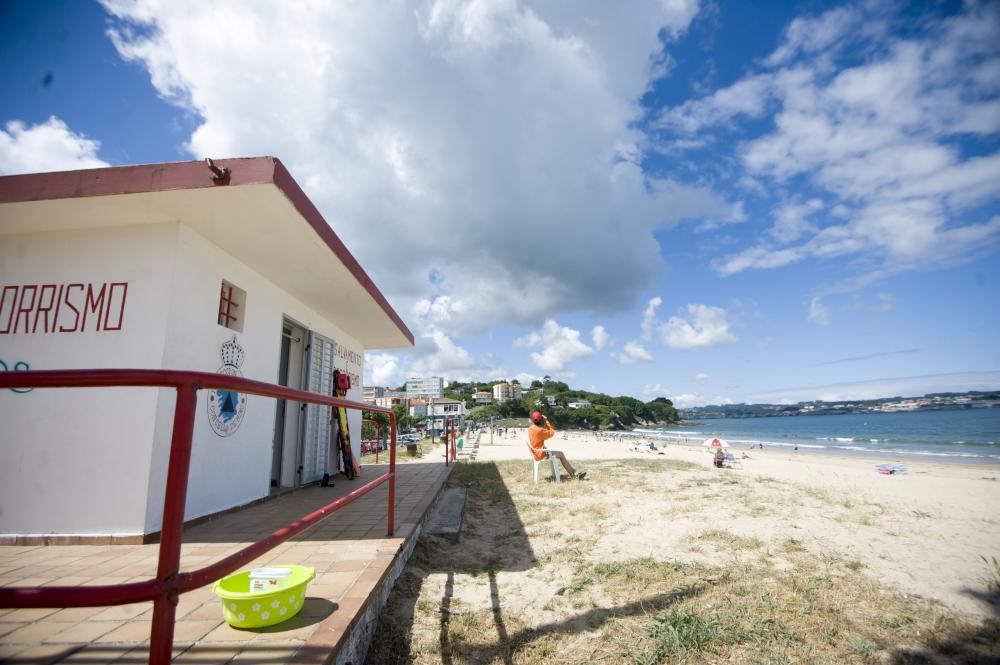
[425,487,466,543]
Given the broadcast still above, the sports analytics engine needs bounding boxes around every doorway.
[271,319,305,489]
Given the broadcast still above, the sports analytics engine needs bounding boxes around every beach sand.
[472,427,1000,619]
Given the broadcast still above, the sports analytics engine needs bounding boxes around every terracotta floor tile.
[1,643,82,664]
[172,642,243,663]
[45,606,106,623]
[92,620,153,644]
[41,619,118,644]
[0,462,451,664]
[1,620,72,644]
[172,619,221,642]
[88,603,150,622]
[199,620,256,643]
[2,607,61,622]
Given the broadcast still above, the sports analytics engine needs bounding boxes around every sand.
[469,427,1000,619]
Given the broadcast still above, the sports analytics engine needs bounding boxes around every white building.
[362,386,386,402]
[567,401,593,409]
[473,390,493,404]
[373,391,407,410]
[406,376,443,400]
[0,157,413,543]
[426,398,465,434]
[492,381,522,402]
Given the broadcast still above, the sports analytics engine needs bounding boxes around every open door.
[271,320,305,489]
[299,330,336,485]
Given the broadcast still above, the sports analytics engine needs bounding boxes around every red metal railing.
[0,369,397,665]
[361,418,385,463]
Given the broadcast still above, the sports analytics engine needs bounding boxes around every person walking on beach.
[528,411,586,480]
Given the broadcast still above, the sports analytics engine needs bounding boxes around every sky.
[1,0,998,407]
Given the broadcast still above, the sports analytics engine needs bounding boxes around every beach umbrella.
[702,437,729,449]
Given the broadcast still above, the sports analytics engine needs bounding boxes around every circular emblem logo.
[208,335,247,436]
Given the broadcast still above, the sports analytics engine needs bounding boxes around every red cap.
[531,411,543,424]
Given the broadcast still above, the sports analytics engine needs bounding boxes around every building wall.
[0,224,176,536]
[406,376,443,399]
[0,221,370,538]
[145,224,365,533]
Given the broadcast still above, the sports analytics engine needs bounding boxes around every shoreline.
[598,426,1000,465]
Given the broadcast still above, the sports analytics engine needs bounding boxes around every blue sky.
[2,0,998,406]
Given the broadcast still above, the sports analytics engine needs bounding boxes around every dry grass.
[367,459,1000,665]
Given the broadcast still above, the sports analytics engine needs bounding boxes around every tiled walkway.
[0,456,453,664]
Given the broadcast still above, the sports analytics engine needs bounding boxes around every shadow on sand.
[887,587,999,664]
[365,461,705,665]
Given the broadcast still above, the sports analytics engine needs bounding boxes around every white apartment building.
[362,385,386,403]
[492,381,522,403]
[473,390,493,405]
[406,376,443,400]
[567,400,593,409]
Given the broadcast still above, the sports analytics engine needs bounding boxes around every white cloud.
[694,372,710,381]
[807,296,830,326]
[659,304,738,349]
[591,325,610,352]
[668,392,706,408]
[764,6,863,67]
[100,0,722,337]
[661,3,1000,288]
[413,295,466,323]
[640,296,662,341]
[643,383,670,398]
[0,117,109,175]
[365,352,401,387]
[769,199,822,243]
[612,340,653,364]
[516,319,594,371]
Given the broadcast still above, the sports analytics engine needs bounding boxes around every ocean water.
[634,408,1000,464]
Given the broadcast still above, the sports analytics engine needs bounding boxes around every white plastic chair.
[527,443,561,484]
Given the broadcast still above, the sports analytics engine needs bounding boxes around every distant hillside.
[678,390,1000,419]
[443,378,679,429]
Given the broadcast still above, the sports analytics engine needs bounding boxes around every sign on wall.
[0,282,128,334]
[207,335,248,437]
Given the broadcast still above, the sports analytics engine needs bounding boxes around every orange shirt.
[528,421,555,461]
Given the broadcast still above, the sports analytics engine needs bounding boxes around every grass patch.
[693,529,764,551]
[982,555,1000,593]
[368,459,995,665]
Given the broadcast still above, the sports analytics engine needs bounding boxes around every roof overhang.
[0,157,413,349]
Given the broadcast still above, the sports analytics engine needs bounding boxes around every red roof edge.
[0,157,414,347]
[0,157,276,202]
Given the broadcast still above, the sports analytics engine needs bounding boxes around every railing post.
[150,383,198,665]
[387,413,396,536]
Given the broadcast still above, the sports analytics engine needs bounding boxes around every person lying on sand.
[528,411,587,480]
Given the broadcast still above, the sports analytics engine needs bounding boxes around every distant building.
[406,376,444,400]
[428,398,465,434]
[473,390,493,405]
[373,390,407,410]
[567,400,592,409]
[362,386,386,403]
[492,381,522,403]
[408,397,465,434]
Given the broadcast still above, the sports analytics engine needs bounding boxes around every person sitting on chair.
[713,448,726,468]
[528,411,586,480]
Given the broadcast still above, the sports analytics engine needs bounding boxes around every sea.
[633,408,1000,465]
